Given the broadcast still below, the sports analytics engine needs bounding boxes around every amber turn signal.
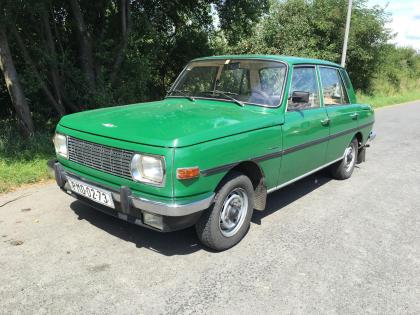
[176,167,200,180]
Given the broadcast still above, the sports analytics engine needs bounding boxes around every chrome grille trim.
[67,136,134,180]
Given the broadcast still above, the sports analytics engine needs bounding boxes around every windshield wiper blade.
[168,89,195,102]
[213,90,244,107]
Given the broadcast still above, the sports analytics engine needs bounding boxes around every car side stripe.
[201,121,374,176]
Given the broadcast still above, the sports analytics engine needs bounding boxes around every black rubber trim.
[201,121,374,176]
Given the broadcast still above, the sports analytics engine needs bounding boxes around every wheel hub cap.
[344,145,356,172]
[219,188,248,237]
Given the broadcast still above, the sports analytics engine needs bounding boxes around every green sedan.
[53,55,375,250]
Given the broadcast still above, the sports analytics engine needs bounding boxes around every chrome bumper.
[367,130,376,143]
[54,162,214,217]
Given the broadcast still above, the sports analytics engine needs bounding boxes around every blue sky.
[368,0,420,50]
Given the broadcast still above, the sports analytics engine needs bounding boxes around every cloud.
[368,0,420,50]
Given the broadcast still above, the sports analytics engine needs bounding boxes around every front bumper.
[54,162,214,232]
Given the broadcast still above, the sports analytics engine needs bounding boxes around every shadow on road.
[252,171,331,224]
[70,201,204,256]
[70,170,332,256]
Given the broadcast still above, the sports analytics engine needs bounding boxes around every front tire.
[195,172,254,251]
[329,138,358,180]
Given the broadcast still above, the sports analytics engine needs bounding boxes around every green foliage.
[0,119,55,192]
[222,0,392,92]
[357,90,420,108]
[215,0,269,45]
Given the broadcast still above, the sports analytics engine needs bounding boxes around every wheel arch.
[354,131,363,148]
[216,161,267,211]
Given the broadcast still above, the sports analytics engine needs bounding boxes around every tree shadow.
[70,170,332,256]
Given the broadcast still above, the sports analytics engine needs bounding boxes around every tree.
[226,0,392,91]
[68,0,96,89]
[0,27,34,136]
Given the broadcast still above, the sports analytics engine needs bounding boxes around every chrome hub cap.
[344,145,356,172]
[219,188,248,237]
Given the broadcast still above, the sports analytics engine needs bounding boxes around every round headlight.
[53,133,68,159]
[130,154,165,185]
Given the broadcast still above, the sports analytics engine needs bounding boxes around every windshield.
[168,59,287,107]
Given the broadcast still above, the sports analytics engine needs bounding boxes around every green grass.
[0,120,55,193]
[1,88,420,194]
[357,89,420,108]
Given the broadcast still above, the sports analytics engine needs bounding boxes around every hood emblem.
[102,123,117,128]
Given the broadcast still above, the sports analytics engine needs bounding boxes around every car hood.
[59,98,284,148]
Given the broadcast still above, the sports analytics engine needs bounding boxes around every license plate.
[67,177,115,209]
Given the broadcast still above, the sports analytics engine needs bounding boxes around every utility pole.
[341,0,353,67]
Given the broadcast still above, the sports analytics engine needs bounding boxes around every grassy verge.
[357,89,420,108]
[0,120,55,194]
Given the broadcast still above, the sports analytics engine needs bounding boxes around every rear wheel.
[195,172,254,251]
[329,138,358,180]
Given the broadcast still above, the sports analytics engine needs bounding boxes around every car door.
[278,65,330,185]
[318,66,360,162]
[340,68,374,135]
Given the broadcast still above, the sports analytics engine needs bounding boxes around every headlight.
[53,133,68,159]
[130,154,165,185]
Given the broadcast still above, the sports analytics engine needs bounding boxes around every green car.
[53,55,375,250]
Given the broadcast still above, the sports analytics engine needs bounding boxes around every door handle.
[320,118,330,126]
[350,113,359,120]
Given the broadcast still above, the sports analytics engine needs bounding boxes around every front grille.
[68,136,134,180]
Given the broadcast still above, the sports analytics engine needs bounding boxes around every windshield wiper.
[167,89,195,102]
[205,90,245,107]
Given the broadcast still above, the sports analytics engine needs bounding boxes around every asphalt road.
[1,101,420,314]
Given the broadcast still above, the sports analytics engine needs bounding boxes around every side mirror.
[291,91,310,103]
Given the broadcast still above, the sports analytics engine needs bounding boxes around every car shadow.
[70,170,332,256]
[252,170,332,224]
[70,201,206,256]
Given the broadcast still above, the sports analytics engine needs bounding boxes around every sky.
[368,0,420,50]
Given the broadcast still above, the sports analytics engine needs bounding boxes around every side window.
[287,67,320,111]
[319,67,350,105]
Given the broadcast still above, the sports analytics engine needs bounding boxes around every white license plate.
[67,177,115,209]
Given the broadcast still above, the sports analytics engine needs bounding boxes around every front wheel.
[329,138,358,180]
[195,172,254,251]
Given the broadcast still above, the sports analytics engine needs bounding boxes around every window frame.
[166,58,289,109]
[318,65,351,107]
[286,64,322,112]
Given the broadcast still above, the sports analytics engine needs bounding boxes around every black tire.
[329,138,358,180]
[195,171,254,251]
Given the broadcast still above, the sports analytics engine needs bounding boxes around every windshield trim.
[166,58,289,109]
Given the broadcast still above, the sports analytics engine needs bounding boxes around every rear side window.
[319,67,349,105]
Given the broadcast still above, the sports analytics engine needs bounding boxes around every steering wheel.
[251,89,273,106]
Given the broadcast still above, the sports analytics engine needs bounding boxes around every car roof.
[192,54,342,68]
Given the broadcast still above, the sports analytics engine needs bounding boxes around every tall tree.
[69,0,96,89]
[11,24,66,116]
[0,27,34,136]
[39,3,67,113]
[109,0,132,85]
